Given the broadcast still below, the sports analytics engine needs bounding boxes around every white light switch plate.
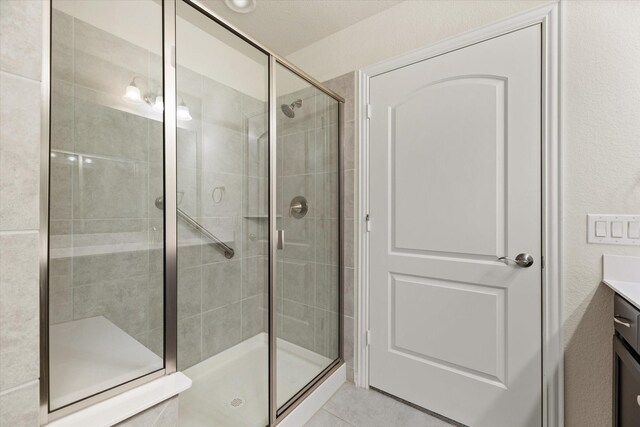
[587,214,640,246]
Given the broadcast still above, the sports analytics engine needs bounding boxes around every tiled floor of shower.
[179,333,332,427]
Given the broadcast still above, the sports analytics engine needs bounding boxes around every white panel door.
[369,25,542,427]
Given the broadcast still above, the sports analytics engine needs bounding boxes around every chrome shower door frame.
[182,2,345,424]
[40,0,344,424]
[40,1,178,423]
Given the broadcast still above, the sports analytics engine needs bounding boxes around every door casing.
[356,2,562,427]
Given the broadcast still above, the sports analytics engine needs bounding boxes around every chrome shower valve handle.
[498,253,534,267]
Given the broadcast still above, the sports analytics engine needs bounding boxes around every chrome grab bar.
[155,196,235,259]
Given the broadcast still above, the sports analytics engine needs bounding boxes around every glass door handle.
[277,229,285,250]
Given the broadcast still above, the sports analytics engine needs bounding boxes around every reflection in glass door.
[274,63,341,412]
[48,0,164,413]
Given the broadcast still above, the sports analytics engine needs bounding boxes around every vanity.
[602,255,640,427]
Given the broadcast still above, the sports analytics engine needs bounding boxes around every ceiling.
[199,0,402,55]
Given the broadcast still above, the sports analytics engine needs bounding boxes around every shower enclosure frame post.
[268,55,278,426]
[162,0,179,376]
[39,0,52,422]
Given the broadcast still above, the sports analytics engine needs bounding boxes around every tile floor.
[305,384,456,427]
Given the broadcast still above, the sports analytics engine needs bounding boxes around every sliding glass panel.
[175,2,269,426]
[275,63,341,410]
[48,0,164,411]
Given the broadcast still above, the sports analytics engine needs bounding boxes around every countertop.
[602,254,640,310]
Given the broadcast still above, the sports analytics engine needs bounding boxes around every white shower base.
[180,333,333,427]
[49,316,163,410]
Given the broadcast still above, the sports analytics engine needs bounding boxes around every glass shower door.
[274,63,341,411]
[175,2,269,426]
[48,0,165,412]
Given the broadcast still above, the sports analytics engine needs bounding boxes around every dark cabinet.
[614,321,640,426]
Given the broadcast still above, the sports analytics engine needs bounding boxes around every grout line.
[0,68,42,83]
[0,229,39,236]
[321,405,357,426]
[0,379,39,397]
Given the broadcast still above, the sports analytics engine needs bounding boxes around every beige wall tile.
[241,293,267,339]
[202,302,242,358]
[178,315,201,371]
[0,381,39,426]
[283,259,315,306]
[202,260,241,311]
[0,232,39,392]
[0,72,40,231]
[0,0,42,80]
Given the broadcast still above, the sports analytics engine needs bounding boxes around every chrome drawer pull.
[614,316,632,328]
[637,395,640,407]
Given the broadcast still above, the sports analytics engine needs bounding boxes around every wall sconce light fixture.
[123,77,143,103]
[123,76,192,121]
[177,99,193,121]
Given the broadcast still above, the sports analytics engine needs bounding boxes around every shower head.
[281,99,302,118]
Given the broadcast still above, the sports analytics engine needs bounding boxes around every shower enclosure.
[42,1,343,425]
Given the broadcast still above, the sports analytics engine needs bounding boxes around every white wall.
[287,1,640,426]
[561,2,640,425]
[286,0,546,82]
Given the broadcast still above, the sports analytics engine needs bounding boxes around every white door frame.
[356,2,562,426]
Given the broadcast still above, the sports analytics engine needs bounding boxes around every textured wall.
[0,0,42,425]
[561,2,640,426]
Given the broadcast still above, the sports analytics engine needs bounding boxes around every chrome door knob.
[498,253,534,267]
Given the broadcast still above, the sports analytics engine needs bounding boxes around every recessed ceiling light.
[224,0,256,14]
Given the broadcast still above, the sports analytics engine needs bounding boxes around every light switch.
[588,214,640,246]
[611,221,624,238]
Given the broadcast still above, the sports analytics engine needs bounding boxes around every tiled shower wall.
[0,2,356,426]
[48,8,167,355]
[322,72,357,382]
[172,57,269,371]
[0,0,42,424]
[48,9,270,371]
[275,84,341,361]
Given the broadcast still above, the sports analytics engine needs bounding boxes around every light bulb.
[123,81,142,103]
[152,95,164,112]
[84,158,93,164]
[177,103,192,121]
[225,0,256,13]
[67,156,76,162]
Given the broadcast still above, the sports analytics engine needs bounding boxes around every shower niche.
[43,0,343,425]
